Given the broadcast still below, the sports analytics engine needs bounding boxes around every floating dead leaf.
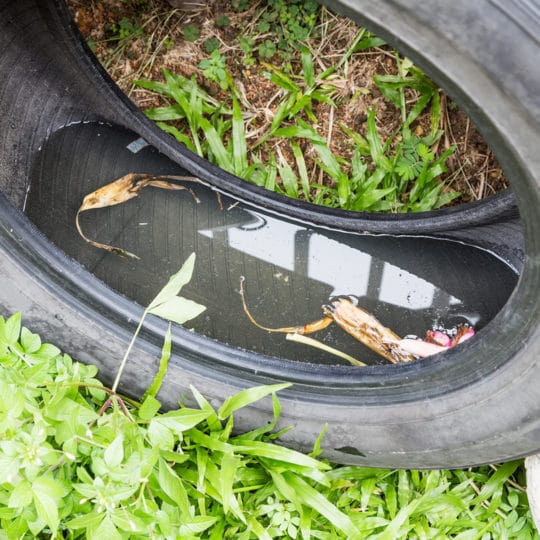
[323,298,415,363]
[76,173,201,258]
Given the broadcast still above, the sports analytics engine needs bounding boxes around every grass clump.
[135,40,459,212]
[0,311,537,538]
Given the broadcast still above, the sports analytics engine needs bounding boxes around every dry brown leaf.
[76,173,201,258]
[323,299,415,364]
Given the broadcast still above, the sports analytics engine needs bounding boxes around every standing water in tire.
[25,123,518,365]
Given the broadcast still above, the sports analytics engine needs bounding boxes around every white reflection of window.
[308,234,371,296]
[199,212,301,271]
[379,262,435,309]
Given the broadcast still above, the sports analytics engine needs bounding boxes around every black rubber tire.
[0,0,538,468]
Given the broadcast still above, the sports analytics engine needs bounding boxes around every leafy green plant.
[110,17,142,41]
[258,39,277,59]
[235,0,320,59]
[203,36,220,54]
[134,36,458,212]
[198,49,232,90]
[216,15,231,28]
[0,253,536,537]
[111,252,205,393]
[239,36,256,65]
[182,23,200,42]
[0,307,537,537]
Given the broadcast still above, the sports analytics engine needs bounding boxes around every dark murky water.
[25,123,519,365]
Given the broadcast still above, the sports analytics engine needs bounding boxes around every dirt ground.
[67,0,508,206]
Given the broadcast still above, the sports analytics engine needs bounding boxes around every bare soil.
[67,0,508,205]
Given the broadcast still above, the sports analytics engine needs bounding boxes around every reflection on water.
[26,123,518,365]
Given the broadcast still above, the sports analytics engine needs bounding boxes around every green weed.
[234,0,320,60]
[135,43,458,212]
[0,308,536,537]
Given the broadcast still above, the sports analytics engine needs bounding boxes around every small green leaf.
[300,47,315,88]
[8,480,32,508]
[148,295,206,325]
[220,453,240,515]
[139,394,162,420]
[281,472,360,538]
[232,96,248,175]
[104,433,124,468]
[88,514,122,540]
[235,439,330,470]
[152,408,211,435]
[474,461,521,504]
[290,140,310,200]
[200,118,235,172]
[66,511,104,530]
[190,384,222,431]
[148,253,197,310]
[31,476,66,535]
[179,516,219,535]
[145,105,186,121]
[148,417,175,450]
[20,327,41,353]
[0,312,21,345]
[158,457,190,514]
[278,159,299,198]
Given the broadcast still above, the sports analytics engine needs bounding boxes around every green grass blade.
[277,159,299,198]
[220,453,240,515]
[290,140,311,200]
[404,89,434,128]
[339,122,370,156]
[300,47,315,88]
[281,472,361,539]
[352,187,396,211]
[142,323,172,400]
[144,105,186,121]
[236,440,330,470]
[274,121,325,144]
[474,462,521,505]
[232,392,283,441]
[198,117,234,173]
[312,141,345,182]
[262,62,299,93]
[430,90,442,134]
[218,383,291,420]
[232,96,248,175]
[247,517,273,540]
[189,385,222,432]
[365,109,385,165]
[155,122,196,152]
[264,153,277,191]
[133,78,174,96]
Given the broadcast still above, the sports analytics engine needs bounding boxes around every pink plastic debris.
[398,326,476,358]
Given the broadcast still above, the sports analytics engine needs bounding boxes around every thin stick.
[239,276,333,334]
